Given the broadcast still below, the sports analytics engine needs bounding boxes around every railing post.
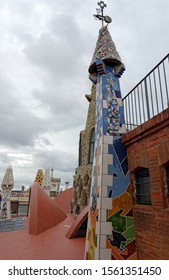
[144,78,150,120]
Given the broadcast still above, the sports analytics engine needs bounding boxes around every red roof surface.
[0,185,86,260]
[0,216,85,260]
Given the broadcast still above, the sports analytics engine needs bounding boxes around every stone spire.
[0,166,14,219]
[1,166,14,190]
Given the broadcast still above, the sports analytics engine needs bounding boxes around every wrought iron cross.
[94,1,108,28]
[98,1,107,27]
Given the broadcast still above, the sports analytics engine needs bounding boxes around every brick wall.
[123,108,169,259]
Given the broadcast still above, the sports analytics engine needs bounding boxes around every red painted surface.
[66,206,89,239]
[29,183,67,235]
[0,215,85,260]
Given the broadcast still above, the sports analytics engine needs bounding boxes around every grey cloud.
[0,111,48,147]
[0,75,50,147]
[32,85,88,131]
[0,152,10,164]
[33,148,77,174]
[23,12,91,79]
[0,77,18,115]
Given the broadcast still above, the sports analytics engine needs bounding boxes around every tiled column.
[85,62,136,260]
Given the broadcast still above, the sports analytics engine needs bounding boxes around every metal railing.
[123,53,169,131]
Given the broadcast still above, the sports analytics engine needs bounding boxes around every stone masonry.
[72,84,96,214]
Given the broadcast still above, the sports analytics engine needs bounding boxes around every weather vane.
[93,1,112,28]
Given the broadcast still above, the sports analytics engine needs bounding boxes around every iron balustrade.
[122,53,169,131]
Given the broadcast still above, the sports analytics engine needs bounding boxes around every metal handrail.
[122,53,169,131]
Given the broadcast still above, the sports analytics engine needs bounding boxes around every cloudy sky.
[0,0,168,190]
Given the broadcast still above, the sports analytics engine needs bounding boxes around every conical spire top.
[89,26,122,74]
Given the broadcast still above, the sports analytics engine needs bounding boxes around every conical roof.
[1,166,14,190]
[29,182,66,235]
[89,26,122,74]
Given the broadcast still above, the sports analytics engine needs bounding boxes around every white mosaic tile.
[102,197,112,209]
[99,136,102,145]
[85,240,89,253]
[97,175,101,186]
[103,154,113,165]
[103,135,114,144]
[103,100,108,108]
[100,221,112,235]
[100,235,107,248]
[102,174,112,186]
[100,185,108,197]
[100,209,107,221]
[96,197,101,210]
[95,221,99,234]
[96,233,100,248]
[95,248,99,260]
[103,143,108,154]
[102,164,108,175]
[117,97,122,106]
[99,154,102,165]
[99,249,111,260]
[96,233,107,249]
[96,221,112,239]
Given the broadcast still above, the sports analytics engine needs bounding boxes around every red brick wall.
[123,108,169,260]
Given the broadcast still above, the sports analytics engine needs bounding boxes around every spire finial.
[98,1,107,28]
[93,1,112,28]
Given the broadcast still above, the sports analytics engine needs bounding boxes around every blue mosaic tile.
[114,138,127,163]
[103,125,108,135]
[108,164,116,175]
[121,158,129,176]
[108,144,114,154]
[115,90,122,98]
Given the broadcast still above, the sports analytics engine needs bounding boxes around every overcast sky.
[0,0,168,190]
